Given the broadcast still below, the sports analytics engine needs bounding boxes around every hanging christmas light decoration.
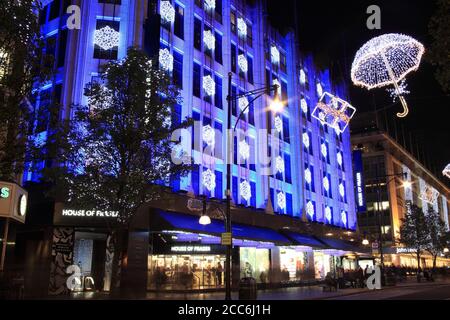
[239,140,250,160]
[306,201,315,219]
[202,125,215,147]
[238,96,249,114]
[302,132,310,149]
[325,206,332,224]
[237,17,247,38]
[238,54,248,73]
[323,176,330,192]
[304,168,312,185]
[339,183,345,198]
[316,82,323,97]
[386,79,410,102]
[203,30,215,51]
[337,152,343,167]
[159,48,173,72]
[277,192,286,210]
[240,180,251,202]
[419,184,439,206]
[273,79,281,96]
[94,26,120,50]
[443,164,450,179]
[299,69,306,84]
[271,45,280,65]
[321,143,328,159]
[351,33,425,118]
[275,156,285,173]
[202,169,216,191]
[312,92,356,134]
[160,1,175,23]
[203,75,215,96]
[204,0,216,11]
[274,116,283,133]
[301,98,308,114]
[341,211,347,227]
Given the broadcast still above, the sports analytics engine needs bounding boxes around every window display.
[239,248,270,283]
[279,247,313,281]
[313,251,332,280]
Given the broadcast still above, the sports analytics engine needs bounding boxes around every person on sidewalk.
[216,262,223,286]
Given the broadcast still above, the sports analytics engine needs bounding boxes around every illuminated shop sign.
[0,186,10,199]
[353,150,367,212]
[62,209,119,218]
[396,248,417,254]
[170,246,211,253]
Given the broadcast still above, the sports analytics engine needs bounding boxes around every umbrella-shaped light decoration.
[351,33,425,118]
[442,164,450,179]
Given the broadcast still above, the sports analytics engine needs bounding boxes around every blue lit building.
[20,0,366,295]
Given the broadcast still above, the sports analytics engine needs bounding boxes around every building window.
[214,75,223,109]
[174,3,184,39]
[194,17,202,50]
[231,43,237,73]
[215,32,223,64]
[215,0,223,23]
[99,0,122,4]
[215,170,223,199]
[284,153,292,184]
[193,62,201,98]
[305,163,315,192]
[49,0,61,21]
[283,116,290,143]
[247,23,253,47]
[230,10,236,34]
[173,50,183,88]
[280,52,287,73]
[93,20,120,60]
[56,29,68,68]
[194,0,202,7]
[247,56,254,84]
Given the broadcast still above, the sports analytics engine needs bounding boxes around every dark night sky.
[267,0,450,184]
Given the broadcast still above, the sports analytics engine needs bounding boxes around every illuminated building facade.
[18,0,363,294]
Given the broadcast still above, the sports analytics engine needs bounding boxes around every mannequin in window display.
[216,262,223,286]
[243,261,253,278]
[205,262,213,286]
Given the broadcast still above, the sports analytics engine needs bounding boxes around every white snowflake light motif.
[325,206,332,223]
[306,201,315,218]
[159,48,173,72]
[312,92,356,134]
[304,168,312,185]
[202,125,215,147]
[237,17,247,38]
[341,211,347,227]
[301,99,308,114]
[239,140,250,160]
[339,183,345,198]
[273,79,281,96]
[202,169,216,191]
[303,132,310,149]
[238,97,249,114]
[271,45,280,65]
[275,156,285,173]
[337,152,343,167]
[316,83,323,97]
[274,116,283,133]
[240,180,251,202]
[387,79,410,102]
[443,164,450,179]
[299,69,306,84]
[323,176,330,192]
[203,75,215,96]
[238,54,248,73]
[351,33,425,118]
[321,143,328,159]
[94,26,120,50]
[160,1,175,23]
[204,0,216,11]
[203,30,215,51]
[277,192,286,210]
[419,184,439,206]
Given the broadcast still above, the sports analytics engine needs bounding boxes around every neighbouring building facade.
[351,115,450,269]
[11,0,366,296]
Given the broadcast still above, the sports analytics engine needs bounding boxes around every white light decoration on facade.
[202,125,215,147]
[202,169,216,192]
[351,33,425,118]
[341,211,347,227]
[203,75,215,96]
[339,183,345,198]
[419,184,439,206]
[274,116,283,133]
[321,143,328,158]
[387,79,410,102]
[238,54,248,73]
[160,1,175,23]
[302,132,310,149]
[443,164,450,179]
[237,17,247,38]
[316,83,323,97]
[337,152,343,167]
[239,140,250,160]
[275,156,285,173]
[238,97,249,114]
[306,201,315,218]
[277,192,286,210]
[323,176,330,192]
[203,30,215,51]
[240,180,251,202]
[93,26,120,50]
[311,92,357,134]
[299,69,306,84]
[304,168,312,185]
[204,0,216,10]
[271,45,280,65]
[273,79,281,96]
[159,48,173,72]
[325,206,332,223]
[301,99,308,114]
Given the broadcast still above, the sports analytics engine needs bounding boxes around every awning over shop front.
[155,210,291,245]
[318,237,370,254]
[285,232,328,249]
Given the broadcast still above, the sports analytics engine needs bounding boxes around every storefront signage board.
[54,202,119,227]
[0,181,27,223]
[353,150,367,213]
[221,232,232,246]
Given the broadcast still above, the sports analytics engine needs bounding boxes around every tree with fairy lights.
[39,48,193,294]
[0,0,53,181]
[425,209,449,272]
